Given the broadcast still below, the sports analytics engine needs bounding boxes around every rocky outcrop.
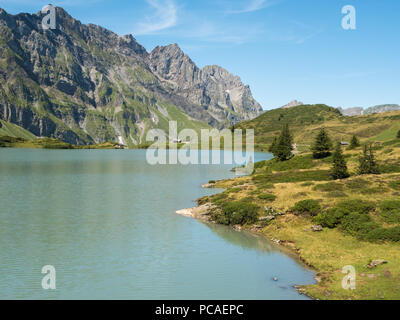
[339,107,364,116]
[0,7,263,145]
[281,100,304,109]
[339,105,400,117]
[149,44,263,125]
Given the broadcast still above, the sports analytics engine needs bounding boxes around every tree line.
[269,124,384,179]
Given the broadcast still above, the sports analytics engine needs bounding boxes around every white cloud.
[134,0,177,35]
[226,0,278,14]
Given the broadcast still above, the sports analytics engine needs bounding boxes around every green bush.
[379,200,400,224]
[292,199,321,216]
[341,212,379,238]
[217,200,260,226]
[313,182,343,192]
[211,193,228,205]
[253,170,331,185]
[258,193,276,201]
[365,226,400,242]
[266,155,316,172]
[301,182,315,187]
[314,208,348,228]
[345,178,369,190]
[314,200,375,229]
[388,179,400,190]
[325,191,348,198]
[208,180,216,184]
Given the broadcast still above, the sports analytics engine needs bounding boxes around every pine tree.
[331,143,350,180]
[397,130,400,139]
[273,124,293,161]
[312,128,333,159]
[358,144,380,175]
[349,135,360,149]
[268,137,278,154]
[367,144,380,174]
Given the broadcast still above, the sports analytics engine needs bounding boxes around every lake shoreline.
[176,199,318,300]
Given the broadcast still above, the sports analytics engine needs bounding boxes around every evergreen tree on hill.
[349,135,360,149]
[312,128,333,159]
[331,143,350,180]
[272,124,293,161]
[358,144,380,175]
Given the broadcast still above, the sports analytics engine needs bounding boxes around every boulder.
[366,260,388,269]
[311,225,323,232]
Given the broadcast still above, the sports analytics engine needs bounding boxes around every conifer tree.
[273,124,293,161]
[268,137,278,154]
[331,143,350,180]
[358,144,380,175]
[312,128,333,159]
[349,135,360,149]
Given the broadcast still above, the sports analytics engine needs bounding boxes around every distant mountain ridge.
[339,104,400,116]
[235,103,400,148]
[281,100,304,109]
[0,7,262,146]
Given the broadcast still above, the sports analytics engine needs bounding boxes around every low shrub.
[258,193,276,202]
[266,155,316,172]
[313,182,343,192]
[365,226,400,242]
[314,200,375,229]
[388,180,400,191]
[325,191,348,198]
[292,199,321,216]
[341,212,379,238]
[301,182,315,187]
[217,200,260,225]
[379,200,400,224]
[345,179,369,190]
[211,193,228,205]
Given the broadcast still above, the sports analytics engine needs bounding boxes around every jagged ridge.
[0,7,262,145]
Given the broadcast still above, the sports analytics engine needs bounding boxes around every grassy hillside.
[235,104,400,151]
[197,136,400,300]
[0,120,37,140]
[0,136,124,149]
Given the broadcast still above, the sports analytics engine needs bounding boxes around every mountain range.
[0,7,262,146]
[339,104,400,116]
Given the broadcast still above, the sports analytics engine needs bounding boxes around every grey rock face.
[149,44,263,125]
[339,107,364,116]
[281,100,304,109]
[339,104,400,117]
[364,104,400,115]
[0,7,262,145]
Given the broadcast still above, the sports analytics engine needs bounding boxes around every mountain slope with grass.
[0,7,261,147]
[235,104,400,150]
[196,135,400,299]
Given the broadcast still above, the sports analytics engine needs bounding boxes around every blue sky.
[1,0,399,110]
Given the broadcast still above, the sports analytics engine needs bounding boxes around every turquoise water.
[0,149,314,299]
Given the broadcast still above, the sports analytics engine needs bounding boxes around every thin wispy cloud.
[134,0,178,35]
[294,71,381,82]
[226,0,279,14]
[0,0,101,7]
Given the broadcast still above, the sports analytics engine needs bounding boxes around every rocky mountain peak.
[149,44,262,123]
[0,6,263,145]
[281,100,304,109]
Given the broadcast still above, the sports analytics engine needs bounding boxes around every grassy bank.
[197,138,400,300]
[0,136,124,149]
